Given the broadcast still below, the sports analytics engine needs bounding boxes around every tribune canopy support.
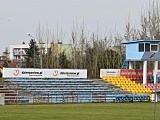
[141,52,160,84]
[143,61,147,84]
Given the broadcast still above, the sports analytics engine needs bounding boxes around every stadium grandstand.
[0,67,150,104]
[1,40,160,104]
[100,40,160,102]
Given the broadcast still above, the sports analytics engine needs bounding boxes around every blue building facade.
[122,40,160,62]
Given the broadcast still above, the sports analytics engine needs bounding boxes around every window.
[145,43,150,52]
[151,44,158,51]
[139,43,144,52]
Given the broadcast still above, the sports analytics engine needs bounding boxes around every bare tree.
[125,1,160,40]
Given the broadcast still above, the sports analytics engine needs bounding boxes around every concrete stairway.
[0,78,32,104]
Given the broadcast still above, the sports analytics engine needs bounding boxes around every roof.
[141,52,160,61]
[121,40,160,44]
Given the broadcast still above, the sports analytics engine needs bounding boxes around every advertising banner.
[100,69,120,78]
[3,68,87,78]
[120,69,153,79]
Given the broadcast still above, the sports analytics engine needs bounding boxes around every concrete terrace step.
[92,79,129,94]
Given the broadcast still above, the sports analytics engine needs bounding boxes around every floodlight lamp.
[26,33,31,36]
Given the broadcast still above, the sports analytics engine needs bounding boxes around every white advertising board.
[3,68,87,78]
[100,69,120,78]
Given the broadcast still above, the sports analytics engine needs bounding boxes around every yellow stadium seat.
[102,76,152,95]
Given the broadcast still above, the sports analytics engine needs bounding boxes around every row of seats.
[102,76,152,94]
[8,78,110,93]
[114,94,150,102]
[141,83,160,91]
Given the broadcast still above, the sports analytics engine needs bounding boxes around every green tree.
[59,51,71,68]
[25,39,39,68]
[3,47,9,67]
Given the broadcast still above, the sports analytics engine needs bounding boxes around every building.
[10,44,29,61]
[50,43,73,60]
[122,40,160,84]
[9,44,29,67]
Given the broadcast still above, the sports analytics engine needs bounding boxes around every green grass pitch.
[0,102,160,120]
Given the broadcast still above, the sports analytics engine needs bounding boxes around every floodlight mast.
[153,74,158,120]
[27,33,36,68]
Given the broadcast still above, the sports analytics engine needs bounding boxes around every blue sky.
[0,0,149,53]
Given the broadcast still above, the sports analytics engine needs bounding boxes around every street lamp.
[27,33,36,68]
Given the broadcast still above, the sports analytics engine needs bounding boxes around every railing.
[5,93,150,105]
[5,78,151,104]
